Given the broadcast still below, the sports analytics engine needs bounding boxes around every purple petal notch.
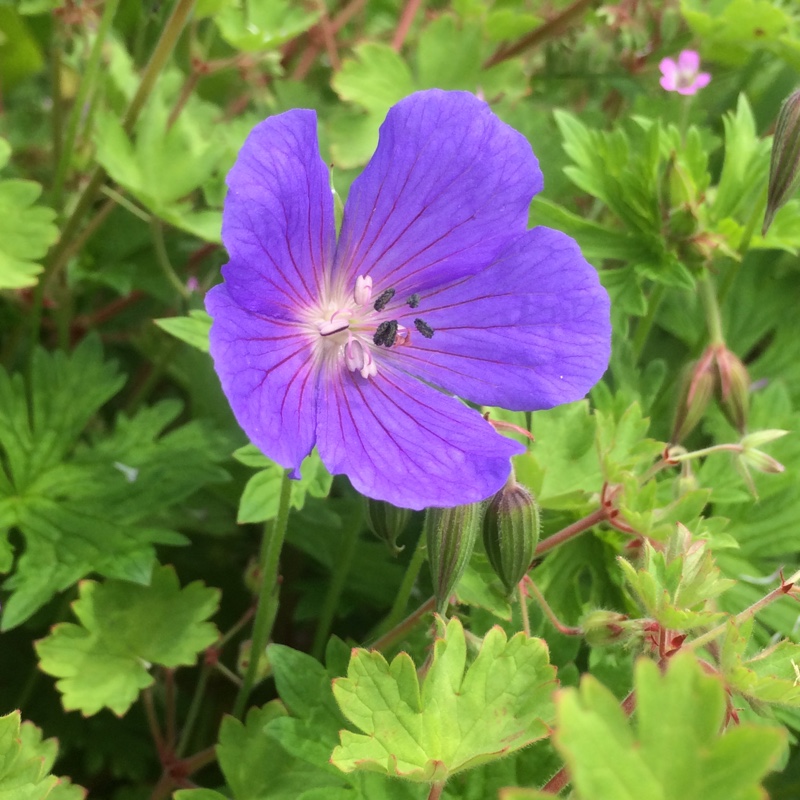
[207,89,611,509]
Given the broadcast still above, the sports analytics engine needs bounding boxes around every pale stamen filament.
[354,275,373,306]
[345,335,377,379]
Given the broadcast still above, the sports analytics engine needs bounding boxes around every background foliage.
[2,0,800,797]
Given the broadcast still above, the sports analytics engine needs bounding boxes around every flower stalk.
[232,469,293,719]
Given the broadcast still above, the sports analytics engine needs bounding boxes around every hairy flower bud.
[764,89,800,235]
[482,482,540,594]
[671,350,716,442]
[740,429,789,475]
[425,503,483,615]
[672,344,751,441]
[364,498,412,555]
[715,345,750,433]
[581,610,640,648]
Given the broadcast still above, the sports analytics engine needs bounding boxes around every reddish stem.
[392,0,424,51]
[533,506,608,560]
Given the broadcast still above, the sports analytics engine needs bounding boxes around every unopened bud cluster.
[672,342,750,441]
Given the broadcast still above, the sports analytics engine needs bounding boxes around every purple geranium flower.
[659,50,711,95]
[206,90,610,510]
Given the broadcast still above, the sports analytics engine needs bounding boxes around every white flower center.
[307,274,428,380]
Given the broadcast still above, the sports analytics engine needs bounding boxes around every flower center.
[310,274,434,380]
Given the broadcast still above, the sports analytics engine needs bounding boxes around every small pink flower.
[659,50,711,95]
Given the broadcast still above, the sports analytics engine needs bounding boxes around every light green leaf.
[155,310,212,352]
[556,653,786,800]
[214,0,319,52]
[0,712,84,799]
[330,44,415,168]
[0,137,57,289]
[619,534,733,632]
[721,620,800,709]
[36,565,219,716]
[331,617,556,782]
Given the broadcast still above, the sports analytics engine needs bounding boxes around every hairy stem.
[527,580,582,636]
[232,470,293,718]
[687,568,800,651]
[368,532,427,641]
[369,596,436,652]
[533,506,607,560]
[698,272,724,345]
[518,582,531,636]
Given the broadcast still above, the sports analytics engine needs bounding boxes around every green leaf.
[214,0,320,52]
[331,616,556,782]
[154,310,212,352]
[0,712,84,799]
[416,16,482,90]
[619,533,734,632]
[0,338,229,629]
[237,450,332,524]
[216,701,343,799]
[0,136,58,289]
[330,44,415,168]
[711,94,771,226]
[721,621,800,709]
[555,653,786,800]
[36,565,219,716]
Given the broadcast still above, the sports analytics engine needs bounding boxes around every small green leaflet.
[235,446,332,523]
[0,711,84,799]
[155,309,212,352]
[36,565,219,716]
[554,653,786,800]
[331,616,556,783]
[0,137,58,289]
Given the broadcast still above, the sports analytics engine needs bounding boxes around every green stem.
[719,186,768,303]
[368,596,436,652]
[52,0,120,210]
[698,273,724,345]
[518,582,531,636]
[150,218,190,299]
[50,22,63,198]
[176,664,210,757]
[232,470,293,719]
[368,533,427,641]
[311,519,362,660]
[43,0,197,288]
[632,283,666,361]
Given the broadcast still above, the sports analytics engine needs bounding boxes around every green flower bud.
[581,610,639,648]
[764,88,800,235]
[482,482,540,595]
[237,639,271,683]
[364,498,412,555]
[425,503,483,615]
[740,429,788,475]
